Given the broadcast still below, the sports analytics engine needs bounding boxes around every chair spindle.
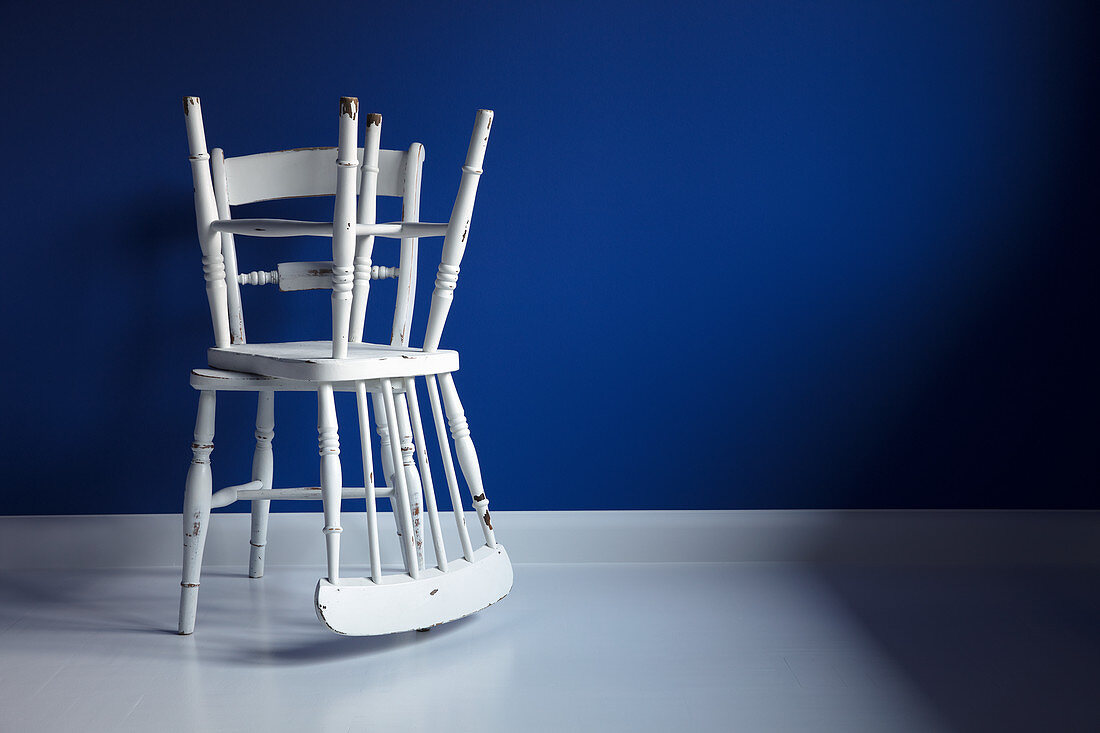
[380,379,419,579]
[405,377,449,571]
[350,113,382,344]
[355,382,382,583]
[426,374,475,562]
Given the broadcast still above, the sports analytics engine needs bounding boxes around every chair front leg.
[438,373,496,548]
[248,390,275,578]
[317,384,342,584]
[179,390,216,635]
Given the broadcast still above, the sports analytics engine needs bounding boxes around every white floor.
[2,561,1096,732]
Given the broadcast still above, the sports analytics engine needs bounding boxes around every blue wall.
[1,1,1096,514]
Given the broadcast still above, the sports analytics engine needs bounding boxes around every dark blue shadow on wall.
[0,0,1096,513]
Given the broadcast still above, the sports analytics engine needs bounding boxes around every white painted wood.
[315,544,512,636]
[277,261,335,291]
[210,480,264,509]
[179,389,216,635]
[395,392,425,570]
[330,97,359,360]
[215,485,394,504]
[427,373,475,562]
[237,268,279,286]
[349,113,382,345]
[248,391,274,577]
[183,97,231,348]
[236,263,398,289]
[207,341,458,382]
[211,148,246,344]
[381,378,419,579]
[438,372,496,547]
[178,101,508,635]
[405,377,449,572]
[317,384,342,584]
[371,390,412,573]
[355,382,382,584]
[223,147,409,205]
[392,143,425,347]
[190,368,399,392]
[423,109,494,352]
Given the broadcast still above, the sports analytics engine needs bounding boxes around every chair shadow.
[231,613,482,666]
[0,566,495,666]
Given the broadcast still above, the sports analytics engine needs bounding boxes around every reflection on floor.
[1,562,1097,732]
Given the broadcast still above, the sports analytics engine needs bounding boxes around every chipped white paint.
[180,98,507,636]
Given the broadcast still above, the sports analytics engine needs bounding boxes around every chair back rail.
[223,148,410,203]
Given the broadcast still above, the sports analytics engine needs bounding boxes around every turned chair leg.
[438,373,496,547]
[248,390,275,578]
[179,390,216,635]
[317,384,343,584]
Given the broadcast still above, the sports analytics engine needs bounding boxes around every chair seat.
[207,341,459,382]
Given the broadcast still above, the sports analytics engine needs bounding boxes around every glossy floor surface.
[1,562,1097,732]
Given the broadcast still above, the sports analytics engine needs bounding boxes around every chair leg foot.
[248,541,266,579]
[178,584,199,635]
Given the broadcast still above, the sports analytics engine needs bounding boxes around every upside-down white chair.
[180,96,511,635]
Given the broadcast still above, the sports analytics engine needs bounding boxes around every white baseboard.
[1,510,1098,570]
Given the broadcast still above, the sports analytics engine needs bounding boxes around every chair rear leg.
[317,384,343,583]
[248,390,275,578]
[179,390,216,635]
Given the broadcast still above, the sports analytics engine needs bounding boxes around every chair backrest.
[183,97,492,356]
[184,97,424,351]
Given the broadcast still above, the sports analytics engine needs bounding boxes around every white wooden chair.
[180,96,511,636]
